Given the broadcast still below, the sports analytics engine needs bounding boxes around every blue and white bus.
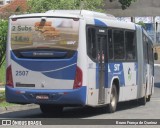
[6,10,155,113]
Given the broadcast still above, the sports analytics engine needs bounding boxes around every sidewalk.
[154,64,160,67]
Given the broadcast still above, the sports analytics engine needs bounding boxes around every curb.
[154,64,160,67]
[0,104,39,114]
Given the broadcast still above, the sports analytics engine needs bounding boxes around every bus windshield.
[11,17,79,51]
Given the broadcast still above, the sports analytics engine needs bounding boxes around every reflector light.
[73,66,83,89]
[6,65,13,88]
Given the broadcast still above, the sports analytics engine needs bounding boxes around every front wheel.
[139,89,147,105]
[146,95,151,102]
[108,84,118,113]
[40,104,63,114]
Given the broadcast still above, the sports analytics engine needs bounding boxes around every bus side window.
[125,31,136,60]
[87,27,96,60]
[108,29,113,60]
[113,30,125,60]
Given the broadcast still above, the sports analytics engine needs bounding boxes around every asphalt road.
[0,66,160,123]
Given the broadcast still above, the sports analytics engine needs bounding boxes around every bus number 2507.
[16,71,29,76]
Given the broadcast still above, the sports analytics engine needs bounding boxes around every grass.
[0,90,15,107]
[0,60,15,107]
[0,60,6,85]
[0,91,5,101]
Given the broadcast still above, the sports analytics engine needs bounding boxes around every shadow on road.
[0,100,143,118]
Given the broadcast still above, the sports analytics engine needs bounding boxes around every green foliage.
[119,0,136,10]
[110,0,136,10]
[0,60,6,84]
[0,91,5,102]
[0,20,8,68]
[27,0,105,13]
[137,21,146,28]
[0,91,15,107]
[27,0,136,13]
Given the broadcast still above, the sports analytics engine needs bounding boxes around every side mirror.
[154,53,158,60]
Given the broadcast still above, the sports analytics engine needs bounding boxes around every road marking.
[151,100,160,102]
[150,97,160,102]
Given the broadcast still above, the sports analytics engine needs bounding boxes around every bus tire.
[146,95,151,102]
[108,84,118,113]
[139,89,147,105]
[40,104,63,114]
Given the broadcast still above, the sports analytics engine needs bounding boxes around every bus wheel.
[139,90,147,105]
[40,104,63,114]
[108,84,118,113]
[146,95,151,102]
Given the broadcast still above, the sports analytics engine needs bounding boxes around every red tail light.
[73,66,83,89]
[6,65,13,88]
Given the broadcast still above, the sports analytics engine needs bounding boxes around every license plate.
[36,95,49,100]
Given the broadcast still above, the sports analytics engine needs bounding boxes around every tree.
[0,19,8,68]
[27,0,105,13]
[119,0,136,10]
[137,21,146,29]
[27,0,136,13]
[110,0,136,10]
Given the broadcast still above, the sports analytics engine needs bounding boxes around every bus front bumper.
[5,86,86,106]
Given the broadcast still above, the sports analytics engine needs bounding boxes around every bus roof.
[10,10,135,30]
[10,10,116,20]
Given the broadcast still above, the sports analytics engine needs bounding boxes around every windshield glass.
[11,17,79,50]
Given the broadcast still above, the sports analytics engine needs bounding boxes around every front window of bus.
[11,17,79,53]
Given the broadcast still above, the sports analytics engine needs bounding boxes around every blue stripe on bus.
[11,51,77,80]
[109,63,125,86]
[6,86,86,106]
[94,19,107,27]
[107,62,138,87]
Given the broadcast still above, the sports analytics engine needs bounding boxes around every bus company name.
[33,52,54,56]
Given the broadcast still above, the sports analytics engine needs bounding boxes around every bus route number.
[16,71,29,76]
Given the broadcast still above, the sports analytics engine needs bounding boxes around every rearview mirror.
[154,53,158,60]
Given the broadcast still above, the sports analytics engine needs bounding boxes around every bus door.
[96,31,107,104]
[146,43,154,95]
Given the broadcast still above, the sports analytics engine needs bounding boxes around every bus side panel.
[108,62,138,102]
[87,58,99,106]
[77,19,88,105]
[136,26,145,99]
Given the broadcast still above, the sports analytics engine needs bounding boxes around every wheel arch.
[110,77,120,101]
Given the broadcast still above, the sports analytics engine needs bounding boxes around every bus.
[6,10,155,113]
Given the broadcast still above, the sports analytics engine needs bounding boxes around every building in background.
[105,0,160,44]
[116,16,160,44]
[0,0,27,12]
[0,0,11,7]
